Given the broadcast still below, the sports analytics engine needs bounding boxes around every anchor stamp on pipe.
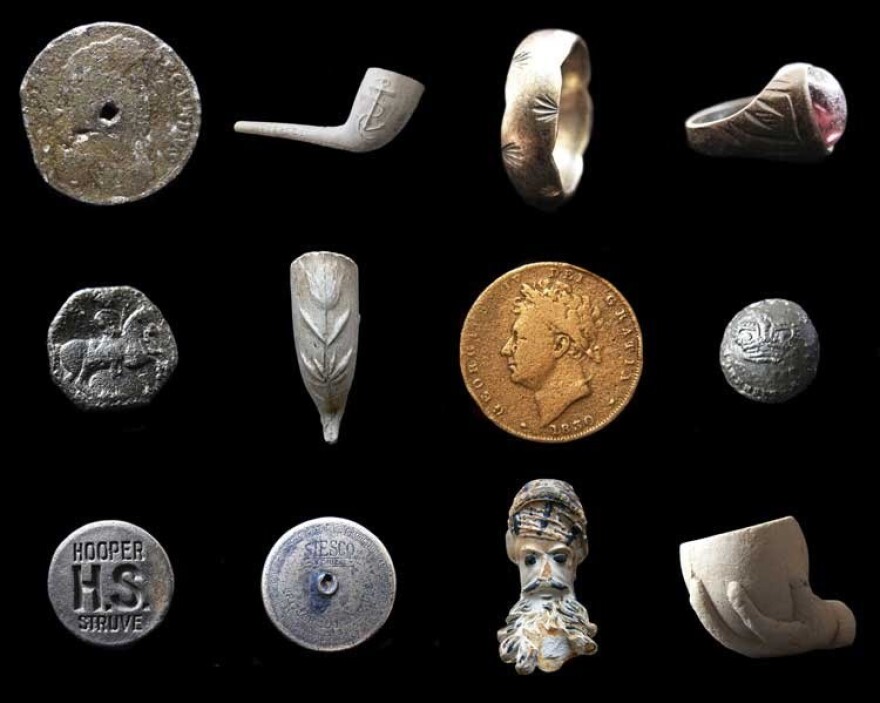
[235,68,423,152]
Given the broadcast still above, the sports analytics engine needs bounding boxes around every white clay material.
[235,68,423,152]
[290,252,359,444]
[680,516,855,657]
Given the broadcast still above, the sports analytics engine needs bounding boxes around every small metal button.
[720,298,819,403]
[262,517,396,651]
[47,520,174,646]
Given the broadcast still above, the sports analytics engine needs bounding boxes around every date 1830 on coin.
[460,262,643,442]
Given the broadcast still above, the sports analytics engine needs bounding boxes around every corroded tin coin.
[262,518,396,651]
[47,520,174,646]
[720,299,819,403]
[48,286,178,409]
[21,22,201,204]
[460,262,643,442]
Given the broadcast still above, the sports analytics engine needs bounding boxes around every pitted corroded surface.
[21,22,200,204]
[48,286,178,409]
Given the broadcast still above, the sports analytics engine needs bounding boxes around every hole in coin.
[100,102,120,125]
[317,572,338,595]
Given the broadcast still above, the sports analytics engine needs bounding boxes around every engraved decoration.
[680,517,856,657]
[48,286,178,409]
[20,22,201,204]
[262,518,396,651]
[685,62,847,162]
[532,94,559,123]
[713,73,805,155]
[720,298,818,403]
[501,141,525,169]
[290,252,359,444]
[500,30,592,210]
[499,479,597,674]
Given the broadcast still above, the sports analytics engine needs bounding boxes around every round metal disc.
[262,518,396,651]
[47,520,174,646]
[20,22,201,204]
[47,286,178,410]
[720,298,819,403]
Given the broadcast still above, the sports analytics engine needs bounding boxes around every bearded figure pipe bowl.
[499,479,598,674]
[680,517,855,657]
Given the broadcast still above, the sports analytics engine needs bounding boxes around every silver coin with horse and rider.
[48,286,178,409]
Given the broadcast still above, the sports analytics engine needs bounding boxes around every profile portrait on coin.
[51,33,156,195]
[501,279,602,426]
[459,262,642,442]
[499,479,597,675]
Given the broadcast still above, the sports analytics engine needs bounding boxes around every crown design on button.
[734,313,797,364]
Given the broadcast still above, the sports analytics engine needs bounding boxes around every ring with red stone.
[685,63,846,162]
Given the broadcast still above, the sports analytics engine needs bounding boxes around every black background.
[9,4,874,687]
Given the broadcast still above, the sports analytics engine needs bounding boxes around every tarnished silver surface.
[501,30,592,210]
[686,63,847,162]
[262,518,396,651]
[48,286,178,409]
[48,520,174,646]
[235,68,423,152]
[290,252,360,444]
[21,22,201,204]
[720,299,819,403]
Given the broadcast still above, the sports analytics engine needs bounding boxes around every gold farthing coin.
[460,262,643,442]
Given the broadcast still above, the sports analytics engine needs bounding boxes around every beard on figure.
[499,479,599,674]
[499,589,598,674]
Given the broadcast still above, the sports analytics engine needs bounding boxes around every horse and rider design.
[56,305,164,388]
[48,287,177,407]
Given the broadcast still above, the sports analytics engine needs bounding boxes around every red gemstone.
[808,67,847,149]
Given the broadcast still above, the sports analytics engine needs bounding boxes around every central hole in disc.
[317,572,338,595]
[100,101,120,124]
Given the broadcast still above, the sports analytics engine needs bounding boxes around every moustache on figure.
[523,576,570,594]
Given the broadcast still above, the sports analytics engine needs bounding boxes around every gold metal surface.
[460,263,642,442]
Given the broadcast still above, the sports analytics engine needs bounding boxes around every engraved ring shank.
[501,30,592,210]
[685,63,847,162]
